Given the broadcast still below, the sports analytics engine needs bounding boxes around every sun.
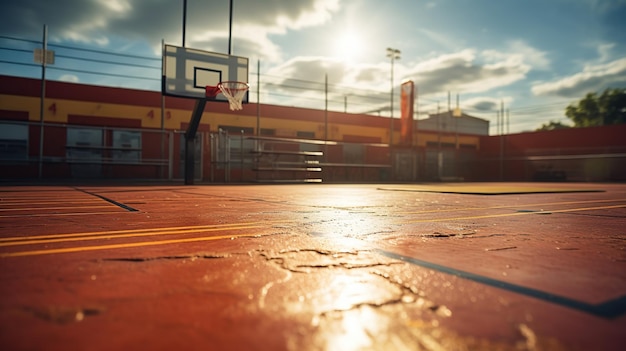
[333,31,363,62]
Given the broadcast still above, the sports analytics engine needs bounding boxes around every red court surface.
[1,182,625,350]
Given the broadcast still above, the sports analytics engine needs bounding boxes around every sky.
[1,0,625,134]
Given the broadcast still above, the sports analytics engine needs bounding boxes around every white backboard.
[162,44,249,103]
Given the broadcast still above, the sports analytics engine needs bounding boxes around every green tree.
[565,88,626,127]
[536,120,571,131]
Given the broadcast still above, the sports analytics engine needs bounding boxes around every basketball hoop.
[205,81,249,111]
[205,85,220,98]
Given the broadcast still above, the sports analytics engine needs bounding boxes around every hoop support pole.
[184,98,207,185]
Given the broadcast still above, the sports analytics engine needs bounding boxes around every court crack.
[366,270,451,316]
[258,249,449,318]
[22,305,104,324]
[317,270,450,322]
[99,252,240,262]
[258,248,402,274]
[419,231,476,238]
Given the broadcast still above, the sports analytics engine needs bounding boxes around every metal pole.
[455,93,459,179]
[324,74,329,163]
[160,39,166,179]
[498,110,503,180]
[437,102,442,180]
[228,0,233,55]
[506,108,511,134]
[390,57,394,145]
[324,74,328,140]
[455,93,459,149]
[256,60,260,137]
[386,48,400,145]
[501,100,505,135]
[496,110,500,136]
[414,86,418,148]
[240,129,244,181]
[38,25,48,179]
[161,96,166,179]
[500,101,504,180]
[184,98,207,185]
[182,0,187,47]
[168,131,174,180]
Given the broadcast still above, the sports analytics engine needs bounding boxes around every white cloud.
[508,40,550,70]
[260,56,391,112]
[597,42,615,62]
[261,46,538,114]
[584,0,626,13]
[531,57,626,97]
[96,0,132,13]
[416,29,462,51]
[58,74,79,83]
[482,40,549,71]
[0,0,340,61]
[403,49,529,95]
[463,97,506,112]
[272,0,339,31]
[414,50,476,72]
[263,45,542,105]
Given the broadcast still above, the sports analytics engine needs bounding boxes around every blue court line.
[376,249,626,319]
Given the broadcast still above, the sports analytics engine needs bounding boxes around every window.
[426,141,455,148]
[112,130,141,162]
[296,131,315,139]
[260,128,275,136]
[0,123,28,160]
[218,125,254,135]
[460,143,477,150]
[66,128,102,162]
[229,136,255,167]
[343,143,364,164]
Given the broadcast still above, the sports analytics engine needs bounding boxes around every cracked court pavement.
[1,184,625,350]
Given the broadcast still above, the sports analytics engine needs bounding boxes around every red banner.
[400,80,415,145]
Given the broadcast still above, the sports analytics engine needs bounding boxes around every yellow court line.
[0,200,103,206]
[0,205,117,212]
[0,220,293,243]
[398,198,626,215]
[0,195,94,200]
[0,211,131,219]
[403,204,626,224]
[0,232,267,258]
[0,224,269,247]
[2,205,624,258]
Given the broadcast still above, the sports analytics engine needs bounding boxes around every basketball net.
[219,81,249,111]
[205,81,249,111]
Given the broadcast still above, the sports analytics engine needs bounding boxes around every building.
[1,75,624,183]
[418,112,490,136]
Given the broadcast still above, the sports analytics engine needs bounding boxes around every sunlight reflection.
[321,307,385,350]
[311,188,377,209]
[330,275,383,311]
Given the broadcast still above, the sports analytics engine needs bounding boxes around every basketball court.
[2,8,625,350]
[1,182,625,350]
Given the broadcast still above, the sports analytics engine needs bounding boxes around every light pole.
[387,47,400,145]
[344,94,352,113]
